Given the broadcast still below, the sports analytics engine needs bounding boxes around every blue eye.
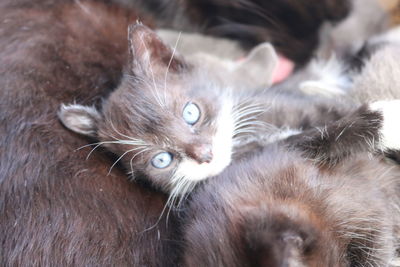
[151,152,173,169]
[183,102,200,125]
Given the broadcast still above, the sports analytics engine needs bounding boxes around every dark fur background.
[154,0,351,64]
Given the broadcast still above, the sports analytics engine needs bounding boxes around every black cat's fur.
[179,103,400,266]
[0,1,182,265]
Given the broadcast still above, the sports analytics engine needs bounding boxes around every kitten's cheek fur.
[370,100,400,151]
[209,100,235,175]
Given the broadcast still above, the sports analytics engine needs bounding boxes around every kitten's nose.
[186,144,213,164]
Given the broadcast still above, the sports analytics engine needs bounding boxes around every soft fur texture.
[0,0,390,265]
[0,1,182,266]
[58,25,361,198]
[325,0,389,57]
[156,29,246,60]
[179,102,400,266]
[349,27,400,103]
[157,30,279,90]
[292,25,400,104]
[149,10,400,265]
[270,0,389,100]
[58,24,239,197]
[178,0,352,64]
[181,146,400,267]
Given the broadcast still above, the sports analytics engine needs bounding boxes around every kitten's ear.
[128,23,189,77]
[234,43,278,87]
[58,104,101,137]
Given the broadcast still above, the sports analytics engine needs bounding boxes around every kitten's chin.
[175,154,232,183]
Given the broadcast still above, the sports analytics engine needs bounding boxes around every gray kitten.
[57,24,365,198]
[59,24,245,197]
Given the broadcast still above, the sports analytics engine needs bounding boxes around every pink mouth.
[271,54,294,85]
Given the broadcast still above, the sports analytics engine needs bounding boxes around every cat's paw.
[299,56,351,98]
[369,100,400,151]
[299,80,347,97]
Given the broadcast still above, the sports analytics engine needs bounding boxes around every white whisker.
[109,119,146,143]
[128,147,152,175]
[76,140,149,159]
[164,31,181,104]
[108,147,143,175]
[86,143,102,160]
[139,34,165,108]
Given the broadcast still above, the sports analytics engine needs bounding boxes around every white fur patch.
[390,258,400,266]
[370,26,400,47]
[299,55,352,97]
[370,100,400,151]
[173,98,235,182]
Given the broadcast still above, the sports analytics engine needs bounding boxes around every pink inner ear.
[271,55,294,85]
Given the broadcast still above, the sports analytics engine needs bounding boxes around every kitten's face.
[59,24,237,194]
[97,69,235,193]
